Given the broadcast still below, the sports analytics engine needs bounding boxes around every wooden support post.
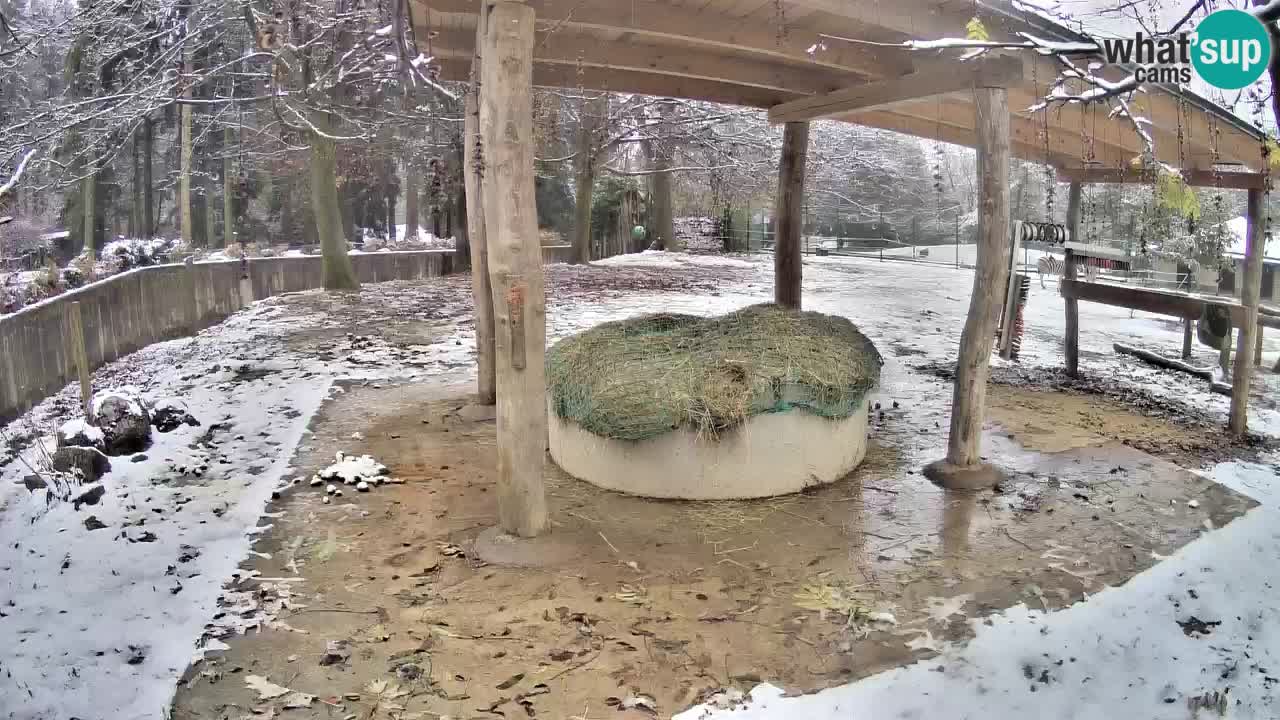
[465,2,496,405]
[479,0,548,537]
[773,121,809,309]
[1182,318,1193,359]
[66,301,92,421]
[924,87,1009,490]
[1063,181,1082,377]
[1229,187,1265,436]
[1255,325,1264,365]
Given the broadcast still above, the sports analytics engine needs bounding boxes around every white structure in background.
[1223,216,1280,304]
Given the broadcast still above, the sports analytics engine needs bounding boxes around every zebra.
[1036,255,1098,288]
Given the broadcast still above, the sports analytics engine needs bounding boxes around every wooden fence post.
[66,301,92,421]
[1229,187,1265,436]
[924,86,1010,489]
[480,0,548,537]
[773,121,809,309]
[1182,318,1193,359]
[1063,181,1082,377]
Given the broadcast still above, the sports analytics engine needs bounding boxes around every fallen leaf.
[621,694,658,714]
[436,542,466,558]
[281,691,315,709]
[245,675,291,700]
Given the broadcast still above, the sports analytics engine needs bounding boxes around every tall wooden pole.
[67,301,92,422]
[1229,187,1265,436]
[773,121,809,309]
[480,0,548,537]
[465,2,496,404]
[924,86,1010,489]
[1063,181,1082,377]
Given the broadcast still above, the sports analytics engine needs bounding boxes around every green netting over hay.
[546,303,882,441]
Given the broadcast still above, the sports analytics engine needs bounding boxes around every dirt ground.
[171,378,1253,720]
[987,384,1239,468]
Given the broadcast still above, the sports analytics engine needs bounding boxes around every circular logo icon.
[1192,9,1272,90]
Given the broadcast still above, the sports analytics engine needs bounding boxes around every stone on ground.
[91,388,153,455]
[51,446,112,484]
[152,397,200,433]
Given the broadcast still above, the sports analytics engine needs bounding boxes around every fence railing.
[2,247,581,425]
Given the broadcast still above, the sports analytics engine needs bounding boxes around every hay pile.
[546,303,882,441]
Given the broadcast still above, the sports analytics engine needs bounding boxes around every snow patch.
[91,386,147,418]
[314,451,390,486]
[594,249,755,269]
[57,418,104,445]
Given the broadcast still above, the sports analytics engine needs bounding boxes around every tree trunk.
[310,113,360,291]
[404,162,419,241]
[465,6,496,404]
[224,126,235,246]
[142,116,154,237]
[204,164,217,249]
[479,0,547,537]
[1229,188,1265,436]
[652,99,677,251]
[387,159,398,242]
[453,189,468,264]
[179,100,194,246]
[929,86,1010,488]
[573,159,595,263]
[82,171,96,259]
[130,129,141,239]
[650,138,674,250]
[773,121,808,309]
[571,94,604,264]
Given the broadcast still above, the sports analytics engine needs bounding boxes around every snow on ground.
[0,292,478,719]
[2,250,1279,720]
[593,249,756,269]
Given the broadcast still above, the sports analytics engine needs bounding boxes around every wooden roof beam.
[415,0,914,79]
[787,0,970,40]
[768,55,1022,124]
[1057,167,1267,189]
[434,58,798,108]
[850,94,1142,168]
[429,29,854,97]
[844,109,1108,166]
[1021,53,1262,169]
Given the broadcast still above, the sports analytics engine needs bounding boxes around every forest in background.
[0,0,1266,302]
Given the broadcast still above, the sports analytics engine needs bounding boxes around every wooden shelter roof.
[412,0,1268,177]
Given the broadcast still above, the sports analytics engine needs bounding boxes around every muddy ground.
[171,376,1253,720]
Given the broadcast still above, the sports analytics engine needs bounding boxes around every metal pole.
[954,213,960,268]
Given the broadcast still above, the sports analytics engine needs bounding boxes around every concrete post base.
[922,459,1006,490]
